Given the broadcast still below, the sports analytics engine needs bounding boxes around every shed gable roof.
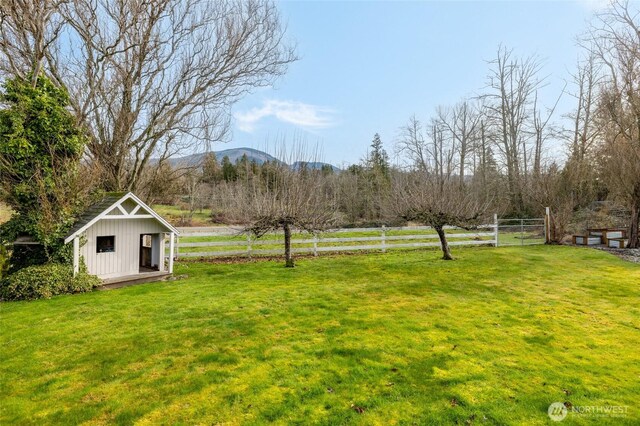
[64,192,178,243]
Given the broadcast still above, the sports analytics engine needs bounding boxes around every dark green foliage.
[320,164,334,175]
[6,244,48,274]
[221,156,237,182]
[0,263,99,301]
[366,133,390,178]
[0,74,89,265]
[201,152,221,184]
[0,245,8,279]
[0,75,85,210]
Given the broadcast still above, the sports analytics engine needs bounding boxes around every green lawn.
[1,246,639,425]
[152,204,213,226]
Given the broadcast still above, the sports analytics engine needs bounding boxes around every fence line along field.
[172,221,546,259]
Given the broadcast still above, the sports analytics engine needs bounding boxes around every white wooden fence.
[174,225,498,259]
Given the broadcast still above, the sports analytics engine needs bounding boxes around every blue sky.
[226,0,605,167]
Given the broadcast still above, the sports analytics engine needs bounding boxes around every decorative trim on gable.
[64,192,179,243]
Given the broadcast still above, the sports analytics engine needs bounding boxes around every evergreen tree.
[201,152,221,184]
[221,156,237,182]
[321,164,334,176]
[366,133,390,177]
[235,154,251,181]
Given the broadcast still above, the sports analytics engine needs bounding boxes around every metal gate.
[494,215,546,246]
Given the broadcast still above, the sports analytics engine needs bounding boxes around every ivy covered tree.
[0,75,90,266]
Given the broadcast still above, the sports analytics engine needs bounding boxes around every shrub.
[0,263,99,301]
[0,245,8,279]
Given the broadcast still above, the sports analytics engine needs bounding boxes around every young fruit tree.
[218,160,338,267]
[391,172,489,260]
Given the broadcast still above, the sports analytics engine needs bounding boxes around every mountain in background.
[169,147,340,171]
[169,147,280,167]
[291,161,340,172]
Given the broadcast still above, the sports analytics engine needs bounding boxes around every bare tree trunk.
[434,225,453,260]
[283,222,294,267]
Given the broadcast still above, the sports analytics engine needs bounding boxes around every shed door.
[140,234,153,268]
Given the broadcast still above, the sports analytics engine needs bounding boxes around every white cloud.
[234,99,337,133]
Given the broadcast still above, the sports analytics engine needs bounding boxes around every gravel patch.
[593,246,640,264]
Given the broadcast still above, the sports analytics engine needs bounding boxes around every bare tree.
[390,171,489,260]
[483,46,545,214]
[0,0,296,193]
[439,100,481,186]
[0,0,67,85]
[586,0,640,247]
[216,147,338,267]
[565,53,603,163]
[397,113,458,186]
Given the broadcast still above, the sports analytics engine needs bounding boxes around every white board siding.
[80,218,167,279]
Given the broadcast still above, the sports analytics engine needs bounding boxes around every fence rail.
[174,225,499,259]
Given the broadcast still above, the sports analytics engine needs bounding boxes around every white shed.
[64,192,179,281]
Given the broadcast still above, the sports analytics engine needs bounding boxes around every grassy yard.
[1,246,639,425]
[152,204,213,227]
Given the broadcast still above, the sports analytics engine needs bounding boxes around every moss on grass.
[1,246,639,424]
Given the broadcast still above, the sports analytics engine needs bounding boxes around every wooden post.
[313,233,318,257]
[381,225,387,253]
[160,233,166,271]
[520,219,524,246]
[73,236,80,277]
[545,206,551,244]
[494,214,499,247]
[247,234,252,258]
[168,232,175,273]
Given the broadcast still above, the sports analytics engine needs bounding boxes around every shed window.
[97,236,115,253]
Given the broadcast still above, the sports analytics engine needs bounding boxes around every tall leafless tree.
[484,46,545,214]
[439,100,481,187]
[586,0,640,247]
[0,0,296,193]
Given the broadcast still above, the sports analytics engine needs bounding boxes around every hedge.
[0,263,100,301]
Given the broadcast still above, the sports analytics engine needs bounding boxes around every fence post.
[520,219,524,246]
[313,233,318,256]
[494,214,499,247]
[545,206,551,244]
[381,225,387,253]
[247,234,252,258]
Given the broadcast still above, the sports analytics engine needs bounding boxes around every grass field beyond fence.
[175,226,499,258]
[1,246,639,424]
